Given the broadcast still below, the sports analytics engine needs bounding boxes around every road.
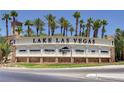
[0,66,124,82]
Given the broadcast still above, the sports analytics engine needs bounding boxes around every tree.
[24,20,33,37]
[34,18,45,36]
[0,37,11,63]
[92,19,101,38]
[10,10,18,35]
[79,19,84,36]
[115,28,124,61]
[58,17,65,35]
[82,22,86,37]
[63,19,71,36]
[45,14,55,36]
[101,20,108,38]
[16,26,23,35]
[0,28,1,36]
[51,19,59,36]
[73,11,81,36]
[2,13,11,37]
[86,17,93,37]
[69,26,74,36]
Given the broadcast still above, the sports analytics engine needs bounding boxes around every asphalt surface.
[0,67,124,82]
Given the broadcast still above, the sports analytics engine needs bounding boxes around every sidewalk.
[1,64,124,70]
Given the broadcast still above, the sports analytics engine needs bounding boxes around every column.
[99,58,101,63]
[27,57,29,63]
[109,58,112,63]
[71,57,74,63]
[86,58,88,63]
[55,57,58,63]
[40,57,43,63]
[111,47,115,62]
[15,58,17,63]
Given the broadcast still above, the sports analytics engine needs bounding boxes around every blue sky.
[0,10,124,37]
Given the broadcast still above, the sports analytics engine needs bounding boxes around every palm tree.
[16,26,23,35]
[0,37,11,63]
[10,10,18,35]
[115,28,124,61]
[101,20,108,38]
[45,14,55,36]
[69,26,74,36]
[24,20,33,37]
[82,23,86,37]
[92,19,101,38]
[86,17,93,37]
[73,11,81,36]
[79,19,84,36]
[34,18,45,36]
[51,19,59,36]
[0,28,1,36]
[63,19,71,36]
[59,17,65,35]
[2,13,11,37]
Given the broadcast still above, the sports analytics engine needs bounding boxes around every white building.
[10,36,115,63]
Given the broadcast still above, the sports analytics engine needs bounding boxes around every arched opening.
[59,47,70,55]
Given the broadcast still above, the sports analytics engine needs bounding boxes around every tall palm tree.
[86,17,93,37]
[73,11,81,36]
[82,23,86,37]
[51,19,59,36]
[69,26,74,36]
[101,19,108,38]
[79,19,84,36]
[10,10,18,35]
[115,28,124,61]
[34,18,45,36]
[59,17,65,35]
[16,26,23,35]
[92,19,101,38]
[63,19,71,36]
[0,28,1,36]
[45,14,55,36]
[24,20,33,37]
[2,13,11,37]
[0,37,11,63]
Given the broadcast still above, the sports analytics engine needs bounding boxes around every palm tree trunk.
[96,30,98,38]
[79,26,82,36]
[28,26,30,37]
[71,32,72,36]
[51,29,54,36]
[66,28,68,36]
[75,18,78,36]
[36,28,39,36]
[13,17,15,35]
[48,24,51,36]
[6,19,9,37]
[63,28,66,36]
[93,30,97,38]
[122,48,124,60]
[88,26,91,37]
[101,31,104,38]
[61,26,63,35]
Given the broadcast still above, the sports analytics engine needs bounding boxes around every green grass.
[9,61,124,68]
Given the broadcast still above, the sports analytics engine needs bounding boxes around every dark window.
[101,51,108,53]
[75,49,84,52]
[19,50,26,52]
[91,50,96,53]
[112,41,114,45]
[59,49,70,52]
[61,47,69,50]
[30,49,41,52]
[59,47,70,52]
[44,49,55,52]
